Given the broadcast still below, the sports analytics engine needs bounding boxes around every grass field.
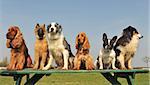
[0,73,149,85]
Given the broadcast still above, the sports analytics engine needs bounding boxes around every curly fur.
[6,26,33,70]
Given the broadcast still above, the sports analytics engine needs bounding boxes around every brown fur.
[33,23,49,70]
[6,26,33,70]
[74,32,94,70]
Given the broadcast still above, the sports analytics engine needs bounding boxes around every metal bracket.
[101,73,121,85]
[24,74,45,85]
[13,75,24,85]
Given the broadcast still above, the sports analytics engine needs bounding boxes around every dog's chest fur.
[100,49,115,64]
[35,39,48,55]
[117,36,139,55]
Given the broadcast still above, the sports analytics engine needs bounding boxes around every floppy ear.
[110,36,117,46]
[6,39,11,48]
[82,35,90,49]
[75,35,79,49]
[58,24,62,33]
[103,33,108,48]
[11,27,23,48]
[47,24,51,32]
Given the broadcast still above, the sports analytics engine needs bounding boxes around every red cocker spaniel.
[74,32,94,70]
[6,26,33,70]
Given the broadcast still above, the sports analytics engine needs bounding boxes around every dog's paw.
[62,67,68,70]
[120,67,127,70]
[112,67,118,70]
[42,67,49,70]
[128,67,133,70]
[33,66,38,70]
[16,64,23,70]
[99,67,103,70]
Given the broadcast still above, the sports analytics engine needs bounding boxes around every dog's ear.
[83,34,90,49]
[103,33,108,48]
[11,26,23,48]
[47,24,51,32]
[110,36,117,46]
[6,39,11,48]
[58,24,62,33]
[75,34,79,49]
[35,23,40,28]
[42,24,45,28]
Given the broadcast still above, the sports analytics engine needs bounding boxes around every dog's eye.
[55,24,57,27]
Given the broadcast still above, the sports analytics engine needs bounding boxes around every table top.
[0,68,149,75]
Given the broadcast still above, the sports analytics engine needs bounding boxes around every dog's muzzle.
[78,42,83,50]
[139,36,143,39]
[137,34,143,39]
[6,33,15,40]
[38,28,44,39]
[50,28,54,32]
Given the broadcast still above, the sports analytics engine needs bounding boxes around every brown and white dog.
[6,26,33,70]
[74,32,94,70]
[114,26,143,69]
[33,23,49,70]
[43,22,74,70]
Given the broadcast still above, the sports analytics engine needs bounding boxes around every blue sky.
[0,0,149,67]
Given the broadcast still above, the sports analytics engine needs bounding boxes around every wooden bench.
[0,68,149,85]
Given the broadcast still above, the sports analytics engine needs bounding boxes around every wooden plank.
[0,68,149,75]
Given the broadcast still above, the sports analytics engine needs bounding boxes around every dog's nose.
[78,39,80,42]
[51,28,54,32]
[139,36,143,39]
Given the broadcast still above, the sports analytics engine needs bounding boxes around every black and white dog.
[95,33,117,69]
[43,22,74,70]
[114,26,143,69]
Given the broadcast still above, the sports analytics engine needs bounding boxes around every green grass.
[0,73,149,85]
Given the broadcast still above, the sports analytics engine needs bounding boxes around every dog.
[73,32,94,70]
[6,26,33,70]
[114,26,143,69]
[95,33,117,69]
[43,22,74,70]
[33,23,49,70]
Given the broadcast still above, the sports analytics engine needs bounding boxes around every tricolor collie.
[43,22,74,70]
[95,33,117,69]
[114,26,143,69]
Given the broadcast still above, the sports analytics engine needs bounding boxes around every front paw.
[42,67,49,70]
[16,64,24,70]
[62,67,68,70]
[99,66,103,70]
[7,65,12,70]
[128,66,132,70]
[33,66,38,70]
[120,67,127,70]
[112,67,118,70]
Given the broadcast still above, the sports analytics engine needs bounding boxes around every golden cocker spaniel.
[6,26,33,70]
[74,32,94,70]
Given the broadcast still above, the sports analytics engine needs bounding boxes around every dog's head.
[75,32,90,50]
[123,26,143,40]
[6,26,24,48]
[34,23,46,40]
[47,22,62,35]
[6,26,21,40]
[103,33,117,50]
